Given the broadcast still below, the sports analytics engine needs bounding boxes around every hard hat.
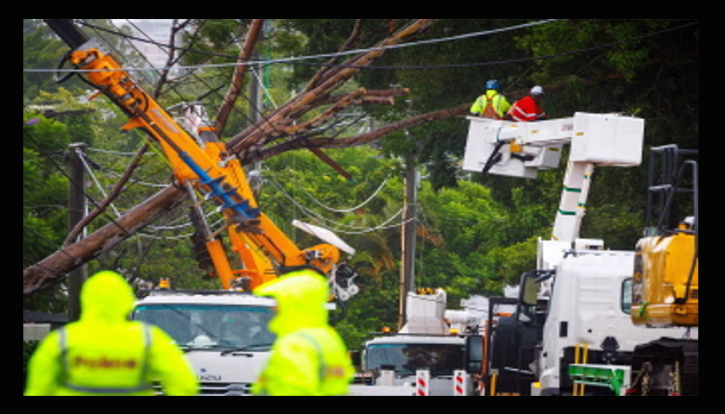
[486,79,500,90]
[531,86,544,96]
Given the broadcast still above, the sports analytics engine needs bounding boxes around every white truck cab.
[523,242,690,396]
[359,333,467,396]
[132,290,277,396]
[353,289,477,396]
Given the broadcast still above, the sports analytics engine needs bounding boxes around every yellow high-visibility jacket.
[470,90,512,119]
[252,271,354,396]
[24,271,199,396]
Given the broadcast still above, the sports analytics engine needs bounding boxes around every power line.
[79,19,559,65]
[25,20,697,74]
[28,19,560,73]
[264,174,410,235]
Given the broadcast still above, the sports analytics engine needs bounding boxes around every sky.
[111,19,176,67]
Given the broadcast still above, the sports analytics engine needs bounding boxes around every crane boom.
[44,19,358,298]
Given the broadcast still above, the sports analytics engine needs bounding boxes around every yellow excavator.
[44,19,359,300]
[629,144,698,396]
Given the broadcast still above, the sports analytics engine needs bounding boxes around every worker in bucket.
[470,79,512,120]
[509,85,548,122]
[252,267,354,396]
[24,271,198,396]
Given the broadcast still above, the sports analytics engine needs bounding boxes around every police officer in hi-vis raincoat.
[24,271,198,396]
[252,268,354,396]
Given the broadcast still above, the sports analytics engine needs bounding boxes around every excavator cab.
[631,145,698,328]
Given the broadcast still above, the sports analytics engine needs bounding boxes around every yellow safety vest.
[471,91,511,119]
[58,323,153,395]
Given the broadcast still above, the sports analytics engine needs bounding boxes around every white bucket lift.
[400,289,449,335]
[463,112,644,244]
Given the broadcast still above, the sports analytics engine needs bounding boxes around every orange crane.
[44,19,358,298]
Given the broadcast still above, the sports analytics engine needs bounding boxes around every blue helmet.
[486,79,500,90]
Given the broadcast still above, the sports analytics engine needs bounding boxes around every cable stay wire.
[79,148,225,238]
[78,147,122,218]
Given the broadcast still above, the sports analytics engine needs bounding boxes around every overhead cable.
[26,20,697,74]
[27,19,562,73]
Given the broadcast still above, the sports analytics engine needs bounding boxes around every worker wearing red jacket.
[509,86,547,122]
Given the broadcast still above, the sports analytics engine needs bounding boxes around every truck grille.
[153,382,252,396]
[199,382,252,396]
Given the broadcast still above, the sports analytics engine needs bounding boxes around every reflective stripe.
[58,324,153,394]
[510,97,545,122]
[481,93,501,119]
[294,332,327,384]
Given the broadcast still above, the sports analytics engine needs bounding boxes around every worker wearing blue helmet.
[470,79,512,120]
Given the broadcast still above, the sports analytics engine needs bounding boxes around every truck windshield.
[366,343,465,377]
[133,304,276,352]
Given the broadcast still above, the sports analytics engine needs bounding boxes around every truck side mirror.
[519,272,539,306]
[349,350,361,369]
[465,335,483,374]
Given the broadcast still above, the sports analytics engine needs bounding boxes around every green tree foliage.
[513,19,698,248]
[23,112,72,313]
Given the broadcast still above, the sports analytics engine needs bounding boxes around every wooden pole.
[67,143,88,322]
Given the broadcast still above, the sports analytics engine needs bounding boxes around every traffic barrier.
[453,370,467,396]
[416,370,429,396]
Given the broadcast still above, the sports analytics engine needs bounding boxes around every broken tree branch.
[226,19,436,154]
[316,88,410,107]
[214,19,266,136]
[281,87,367,136]
[152,19,187,99]
[304,19,365,93]
[250,102,471,163]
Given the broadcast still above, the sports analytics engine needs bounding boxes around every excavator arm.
[44,19,358,297]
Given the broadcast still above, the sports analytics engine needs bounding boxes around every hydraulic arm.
[45,19,357,296]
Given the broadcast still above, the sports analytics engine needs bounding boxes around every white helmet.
[531,86,544,96]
